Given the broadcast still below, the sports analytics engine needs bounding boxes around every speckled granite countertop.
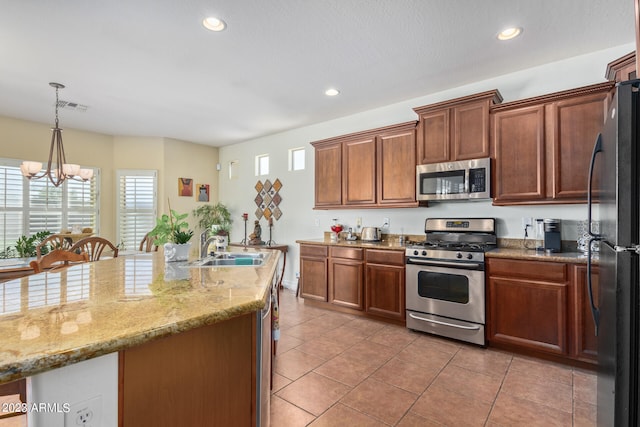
[296,237,407,251]
[0,247,280,385]
[486,248,597,264]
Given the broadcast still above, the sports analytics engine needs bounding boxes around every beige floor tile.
[431,363,503,404]
[501,367,573,413]
[395,343,453,372]
[371,357,439,395]
[396,411,446,426]
[276,331,304,354]
[270,395,316,427]
[309,403,387,427]
[488,392,573,427]
[367,324,419,349]
[344,316,388,334]
[274,348,326,381]
[314,354,380,387]
[321,324,370,346]
[340,339,399,367]
[271,372,292,393]
[574,399,598,427]
[295,335,351,360]
[573,369,597,405]
[411,382,492,427]
[449,345,512,378]
[411,333,462,355]
[509,355,573,385]
[341,377,418,425]
[304,312,357,331]
[276,372,351,416]
[284,321,331,340]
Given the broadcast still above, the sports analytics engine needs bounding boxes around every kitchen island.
[0,247,279,426]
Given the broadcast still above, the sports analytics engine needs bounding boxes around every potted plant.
[192,202,233,237]
[149,202,194,262]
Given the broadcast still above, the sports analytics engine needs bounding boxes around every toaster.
[361,227,382,242]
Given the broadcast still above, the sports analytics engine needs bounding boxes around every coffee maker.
[543,219,562,253]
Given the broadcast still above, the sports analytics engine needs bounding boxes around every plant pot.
[164,242,191,262]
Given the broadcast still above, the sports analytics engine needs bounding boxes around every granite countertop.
[486,247,597,264]
[296,237,407,251]
[0,246,280,384]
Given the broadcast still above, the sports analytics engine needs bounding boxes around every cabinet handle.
[408,313,480,330]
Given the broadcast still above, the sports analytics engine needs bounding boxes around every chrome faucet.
[200,230,217,258]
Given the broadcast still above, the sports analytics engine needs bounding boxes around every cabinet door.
[452,100,491,160]
[492,105,546,203]
[365,264,405,321]
[572,264,599,362]
[314,142,342,207]
[377,127,417,206]
[488,276,568,355]
[550,92,607,200]
[329,259,364,310]
[300,257,327,301]
[343,136,377,205]
[416,109,449,164]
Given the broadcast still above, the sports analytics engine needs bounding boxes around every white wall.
[218,43,634,288]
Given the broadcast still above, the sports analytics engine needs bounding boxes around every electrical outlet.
[295,272,300,279]
[65,395,102,427]
[356,217,362,228]
[521,217,533,229]
[383,217,390,228]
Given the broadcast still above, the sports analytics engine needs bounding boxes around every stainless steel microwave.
[416,157,491,201]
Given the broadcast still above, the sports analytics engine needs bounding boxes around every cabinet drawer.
[365,249,405,266]
[300,244,328,258]
[330,246,364,260]
[487,258,567,282]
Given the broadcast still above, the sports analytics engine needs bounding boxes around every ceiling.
[0,0,635,147]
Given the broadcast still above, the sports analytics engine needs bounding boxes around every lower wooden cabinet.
[365,250,405,321]
[329,247,364,310]
[300,244,328,301]
[487,256,600,365]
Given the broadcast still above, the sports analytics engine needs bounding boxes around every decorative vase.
[164,242,191,262]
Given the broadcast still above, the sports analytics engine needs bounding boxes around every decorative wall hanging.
[178,178,193,196]
[196,183,210,202]
[254,178,283,220]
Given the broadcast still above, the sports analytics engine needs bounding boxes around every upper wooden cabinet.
[312,121,418,209]
[605,51,636,82]
[413,90,503,164]
[492,82,614,205]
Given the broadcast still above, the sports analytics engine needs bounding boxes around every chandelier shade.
[21,82,93,187]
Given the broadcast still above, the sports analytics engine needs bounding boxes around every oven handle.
[406,258,482,269]
[408,313,481,330]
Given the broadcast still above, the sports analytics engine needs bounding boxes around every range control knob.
[467,253,474,260]
[456,252,462,259]
[413,250,419,256]
[421,250,428,256]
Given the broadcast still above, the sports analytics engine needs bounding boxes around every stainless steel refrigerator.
[587,79,640,426]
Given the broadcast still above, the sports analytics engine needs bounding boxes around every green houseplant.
[149,201,194,262]
[192,202,233,237]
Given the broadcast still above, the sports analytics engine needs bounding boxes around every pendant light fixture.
[20,82,93,187]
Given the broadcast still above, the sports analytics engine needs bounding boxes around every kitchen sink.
[187,252,266,267]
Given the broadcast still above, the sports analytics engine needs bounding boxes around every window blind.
[116,170,157,252]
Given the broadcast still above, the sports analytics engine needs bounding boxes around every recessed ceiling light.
[497,27,522,41]
[325,88,340,97]
[203,16,227,32]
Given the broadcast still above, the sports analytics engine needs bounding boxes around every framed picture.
[178,178,193,197]
[196,183,210,202]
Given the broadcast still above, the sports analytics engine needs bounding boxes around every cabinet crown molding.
[412,89,503,114]
[491,82,615,112]
[310,121,417,148]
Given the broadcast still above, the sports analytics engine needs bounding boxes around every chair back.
[36,235,72,258]
[70,237,119,261]
[29,249,89,273]
[139,233,159,252]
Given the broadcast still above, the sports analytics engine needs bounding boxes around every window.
[116,170,157,252]
[289,147,305,171]
[0,158,99,253]
[255,154,269,176]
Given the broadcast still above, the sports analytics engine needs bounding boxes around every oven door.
[405,259,485,325]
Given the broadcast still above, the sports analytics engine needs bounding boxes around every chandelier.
[20,82,93,187]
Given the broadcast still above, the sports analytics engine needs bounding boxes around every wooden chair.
[30,249,89,273]
[70,237,119,261]
[36,234,72,258]
[139,232,159,252]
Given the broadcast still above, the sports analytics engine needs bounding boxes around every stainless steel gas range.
[405,218,496,346]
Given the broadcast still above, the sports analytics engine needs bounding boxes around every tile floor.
[271,289,597,426]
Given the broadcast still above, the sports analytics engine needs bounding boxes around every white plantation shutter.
[117,170,157,252]
[0,158,99,253]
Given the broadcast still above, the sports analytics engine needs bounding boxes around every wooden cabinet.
[487,258,569,355]
[312,121,417,209]
[300,244,328,301]
[413,90,502,164]
[365,249,405,321]
[492,82,614,205]
[329,247,364,309]
[605,51,636,83]
[571,264,599,363]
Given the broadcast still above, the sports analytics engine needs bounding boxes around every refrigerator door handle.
[586,133,602,336]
